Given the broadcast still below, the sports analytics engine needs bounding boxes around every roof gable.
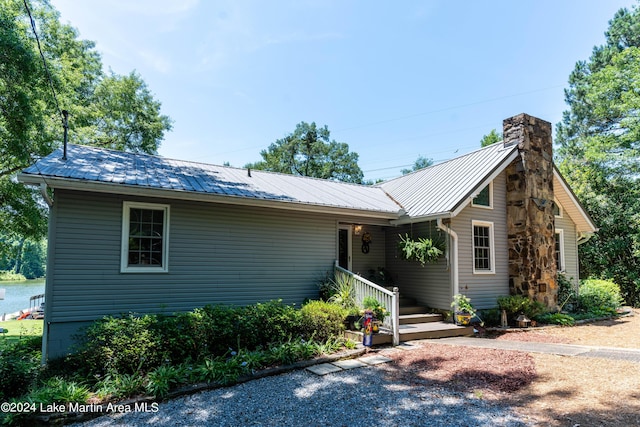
[378,142,519,221]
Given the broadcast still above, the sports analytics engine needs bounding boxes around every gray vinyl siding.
[384,222,451,310]
[451,171,509,309]
[45,189,338,357]
[556,209,579,286]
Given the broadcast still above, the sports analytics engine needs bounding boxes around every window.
[553,201,562,217]
[472,183,493,209]
[121,202,169,273]
[555,229,565,272]
[472,220,494,273]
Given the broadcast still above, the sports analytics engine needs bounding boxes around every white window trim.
[554,199,563,218]
[472,220,495,274]
[471,182,493,209]
[121,201,170,273]
[555,229,565,273]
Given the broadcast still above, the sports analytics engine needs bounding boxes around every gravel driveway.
[74,364,526,427]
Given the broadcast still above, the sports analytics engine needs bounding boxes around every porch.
[335,265,473,346]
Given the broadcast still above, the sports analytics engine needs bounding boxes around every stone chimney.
[504,113,557,308]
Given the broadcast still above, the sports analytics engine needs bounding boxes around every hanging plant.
[398,233,443,266]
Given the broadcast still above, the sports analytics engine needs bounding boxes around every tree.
[246,122,364,183]
[401,156,434,175]
[556,5,640,306]
[0,0,172,257]
[480,129,502,147]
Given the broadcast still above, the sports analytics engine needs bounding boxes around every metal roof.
[378,142,519,220]
[19,142,594,231]
[20,144,402,216]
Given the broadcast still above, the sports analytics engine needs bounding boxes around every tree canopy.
[246,122,364,183]
[480,129,502,147]
[401,156,434,175]
[556,4,640,306]
[0,0,172,265]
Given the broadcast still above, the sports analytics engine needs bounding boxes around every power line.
[332,85,565,134]
[23,0,63,120]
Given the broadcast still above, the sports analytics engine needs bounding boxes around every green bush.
[236,300,302,349]
[478,308,501,327]
[300,300,347,342]
[0,336,42,400]
[578,279,623,315]
[497,295,546,322]
[77,314,165,376]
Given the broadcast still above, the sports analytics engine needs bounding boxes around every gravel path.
[73,364,526,427]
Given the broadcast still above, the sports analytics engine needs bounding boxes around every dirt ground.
[383,309,640,427]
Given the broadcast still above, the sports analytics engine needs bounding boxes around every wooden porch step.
[399,313,443,325]
[399,305,429,315]
[399,322,474,341]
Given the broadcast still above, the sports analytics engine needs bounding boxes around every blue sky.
[51,0,637,182]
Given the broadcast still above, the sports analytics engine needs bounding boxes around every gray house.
[19,113,596,359]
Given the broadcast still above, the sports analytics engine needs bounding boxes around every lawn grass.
[0,319,43,345]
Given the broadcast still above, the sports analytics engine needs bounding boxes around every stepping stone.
[396,342,421,351]
[306,363,343,376]
[358,355,393,365]
[332,359,368,370]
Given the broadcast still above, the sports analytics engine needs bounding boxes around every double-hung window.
[121,202,170,273]
[472,220,494,274]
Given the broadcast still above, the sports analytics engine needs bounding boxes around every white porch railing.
[335,263,400,346]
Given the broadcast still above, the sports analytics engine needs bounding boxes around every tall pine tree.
[556,5,640,306]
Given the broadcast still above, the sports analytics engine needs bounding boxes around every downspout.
[437,218,459,299]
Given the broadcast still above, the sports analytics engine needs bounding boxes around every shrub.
[236,300,302,349]
[478,308,501,327]
[77,314,165,375]
[578,279,623,315]
[0,336,42,400]
[299,300,347,342]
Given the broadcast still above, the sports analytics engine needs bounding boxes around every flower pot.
[455,312,472,326]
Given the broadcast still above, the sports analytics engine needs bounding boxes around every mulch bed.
[382,344,537,394]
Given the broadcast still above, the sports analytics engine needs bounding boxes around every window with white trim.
[472,183,493,209]
[472,220,494,274]
[553,201,562,217]
[121,202,170,273]
[555,229,565,272]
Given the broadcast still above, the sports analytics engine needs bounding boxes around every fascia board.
[553,168,598,233]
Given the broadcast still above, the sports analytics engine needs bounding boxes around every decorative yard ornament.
[362,309,374,346]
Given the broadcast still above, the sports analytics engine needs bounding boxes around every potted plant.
[362,296,388,331]
[398,234,443,266]
[451,294,476,326]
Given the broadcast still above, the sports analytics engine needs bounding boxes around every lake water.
[0,279,46,318]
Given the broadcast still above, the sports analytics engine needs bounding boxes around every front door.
[338,225,352,271]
